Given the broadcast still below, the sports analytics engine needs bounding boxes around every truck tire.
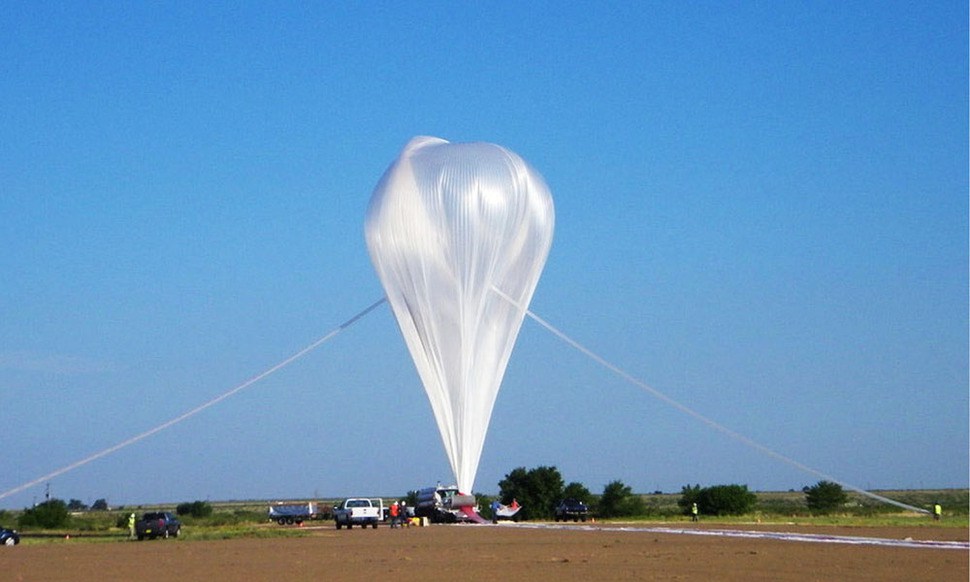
[371,520,378,529]
[346,522,353,529]
[335,522,342,530]
[173,527,180,538]
[278,518,286,526]
[286,517,294,525]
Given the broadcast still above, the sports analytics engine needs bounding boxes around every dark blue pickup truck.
[135,512,181,540]
[554,498,589,522]
[1,526,19,546]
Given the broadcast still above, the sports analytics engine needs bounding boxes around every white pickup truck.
[333,498,384,529]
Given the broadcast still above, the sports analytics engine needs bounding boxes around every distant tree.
[193,500,213,518]
[697,484,757,516]
[498,467,530,503]
[598,481,625,518]
[563,482,592,503]
[498,466,564,520]
[91,498,109,511]
[18,499,71,529]
[405,490,419,508]
[598,480,644,518]
[677,484,702,515]
[176,500,213,518]
[803,481,848,514]
[67,499,88,511]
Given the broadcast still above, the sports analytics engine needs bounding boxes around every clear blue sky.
[2,1,966,509]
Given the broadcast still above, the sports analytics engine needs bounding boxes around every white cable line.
[0,298,387,502]
[3,289,929,515]
[524,308,928,514]
[487,286,926,514]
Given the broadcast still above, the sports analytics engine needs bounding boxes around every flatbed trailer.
[268,502,320,525]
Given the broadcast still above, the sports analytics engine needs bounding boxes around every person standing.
[128,513,136,539]
[933,502,942,521]
[691,503,699,522]
[389,501,400,528]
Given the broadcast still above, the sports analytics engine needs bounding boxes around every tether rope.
[487,285,928,514]
[2,293,930,515]
[0,298,387,502]
[522,306,928,513]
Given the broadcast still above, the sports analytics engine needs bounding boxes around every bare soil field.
[3,523,967,581]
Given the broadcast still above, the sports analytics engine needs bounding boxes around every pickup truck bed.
[135,512,181,540]
[333,498,383,529]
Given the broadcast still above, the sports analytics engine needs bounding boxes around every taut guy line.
[0,298,387,502]
[488,283,925,514]
[3,293,932,515]
[523,307,929,514]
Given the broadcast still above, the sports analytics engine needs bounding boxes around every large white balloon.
[365,136,554,494]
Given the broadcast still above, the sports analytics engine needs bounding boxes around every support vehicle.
[135,511,182,540]
[333,498,383,529]
[414,485,478,523]
[268,502,320,525]
[1,526,19,546]
[554,498,589,522]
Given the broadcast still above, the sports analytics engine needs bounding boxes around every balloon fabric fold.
[365,136,554,494]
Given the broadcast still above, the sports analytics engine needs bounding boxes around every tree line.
[9,499,216,530]
[477,466,852,520]
[5,466,949,530]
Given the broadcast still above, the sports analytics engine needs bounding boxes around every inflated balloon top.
[365,136,554,494]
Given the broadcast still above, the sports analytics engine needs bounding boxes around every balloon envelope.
[365,136,554,493]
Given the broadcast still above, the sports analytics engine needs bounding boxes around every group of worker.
[389,500,414,528]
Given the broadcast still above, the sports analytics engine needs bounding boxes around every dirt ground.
[3,523,967,581]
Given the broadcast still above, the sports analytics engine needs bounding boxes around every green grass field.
[2,488,965,543]
[636,488,968,520]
